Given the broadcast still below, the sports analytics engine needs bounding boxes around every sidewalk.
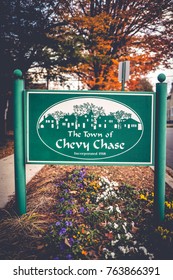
[0,155,44,208]
[150,166,173,189]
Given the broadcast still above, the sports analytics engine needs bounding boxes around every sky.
[147,66,173,94]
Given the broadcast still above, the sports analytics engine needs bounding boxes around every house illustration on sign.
[121,118,142,130]
[97,115,119,129]
[39,115,57,129]
[59,114,76,129]
[77,111,95,129]
[39,109,142,131]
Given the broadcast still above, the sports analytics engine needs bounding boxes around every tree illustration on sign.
[73,103,105,117]
[110,110,132,122]
[52,110,65,121]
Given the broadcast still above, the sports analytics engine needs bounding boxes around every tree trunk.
[0,74,13,145]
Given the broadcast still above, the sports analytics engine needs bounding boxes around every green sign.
[26,91,155,165]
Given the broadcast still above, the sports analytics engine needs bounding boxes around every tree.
[66,0,173,90]
[0,0,81,144]
[128,77,153,92]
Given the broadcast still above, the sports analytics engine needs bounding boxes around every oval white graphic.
[37,97,144,160]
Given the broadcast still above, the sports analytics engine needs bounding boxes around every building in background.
[167,83,173,123]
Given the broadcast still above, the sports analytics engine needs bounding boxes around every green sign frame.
[25,90,155,165]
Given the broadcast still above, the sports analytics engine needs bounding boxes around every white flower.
[122,224,127,233]
[139,247,154,259]
[113,223,119,229]
[111,240,119,246]
[111,191,116,196]
[139,246,148,256]
[111,181,119,187]
[102,177,110,185]
[111,192,117,197]
[129,246,138,253]
[131,221,135,227]
[115,205,121,214]
[107,205,114,213]
[103,248,109,252]
[125,232,133,240]
[148,253,154,260]
[118,246,130,254]
[111,252,115,259]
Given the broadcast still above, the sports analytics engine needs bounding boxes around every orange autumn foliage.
[65,0,172,90]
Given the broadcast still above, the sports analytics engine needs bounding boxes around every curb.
[150,166,173,189]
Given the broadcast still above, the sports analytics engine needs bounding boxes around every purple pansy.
[79,207,85,213]
[65,209,73,215]
[53,256,60,260]
[65,221,73,227]
[59,227,67,236]
[69,237,75,246]
[66,254,73,260]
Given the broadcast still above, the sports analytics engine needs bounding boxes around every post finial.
[157,73,166,83]
[13,69,23,79]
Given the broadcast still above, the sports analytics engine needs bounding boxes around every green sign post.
[13,69,167,224]
[154,74,167,223]
[13,69,26,215]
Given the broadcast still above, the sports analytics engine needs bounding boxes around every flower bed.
[0,166,173,260]
[45,168,173,260]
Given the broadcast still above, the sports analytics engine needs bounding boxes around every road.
[166,127,173,169]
